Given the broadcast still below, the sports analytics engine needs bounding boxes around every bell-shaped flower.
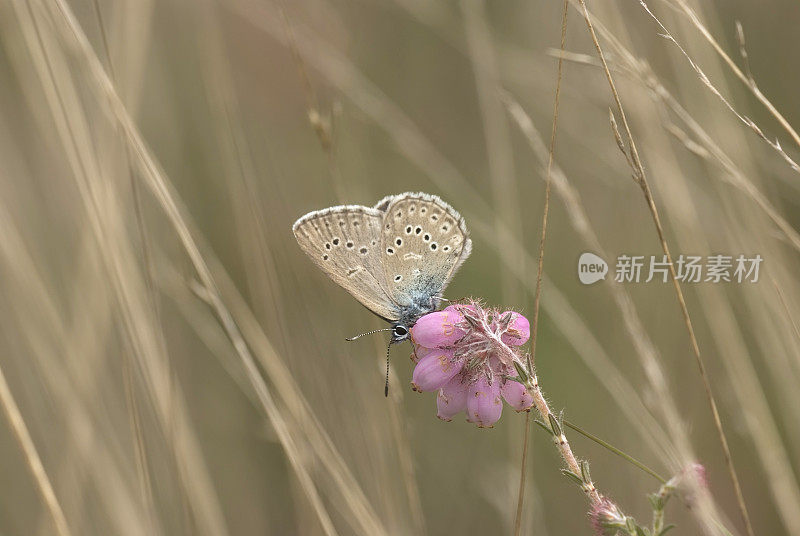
[500,377,534,411]
[500,312,530,346]
[436,377,470,421]
[409,307,467,348]
[411,349,463,392]
[466,375,503,427]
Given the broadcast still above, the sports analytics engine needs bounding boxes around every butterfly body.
[293,192,471,342]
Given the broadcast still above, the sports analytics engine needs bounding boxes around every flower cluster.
[409,300,534,427]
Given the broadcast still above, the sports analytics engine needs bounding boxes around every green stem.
[561,419,667,484]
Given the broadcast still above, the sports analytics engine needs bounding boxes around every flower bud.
[411,350,462,392]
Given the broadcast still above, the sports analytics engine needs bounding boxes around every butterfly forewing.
[376,193,472,309]
[293,206,401,321]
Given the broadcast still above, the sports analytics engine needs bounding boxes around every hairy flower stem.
[497,344,603,504]
[528,373,601,504]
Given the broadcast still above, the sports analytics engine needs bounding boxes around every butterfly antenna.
[384,339,393,397]
[345,327,393,341]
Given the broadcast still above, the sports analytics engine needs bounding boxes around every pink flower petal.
[411,344,436,363]
[501,312,530,346]
[411,349,462,392]
[410,310,466,348]
[447,303,477,314]
[501,378,534,411]
[466,376,503,427]
[436,376,469,421]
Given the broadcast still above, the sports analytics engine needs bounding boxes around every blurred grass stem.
[513,1,569,534]
[576,1,754,534]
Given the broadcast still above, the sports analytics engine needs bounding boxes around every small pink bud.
[672,462,708,506]
[466,376,503,428]
[589,497,625,536]
[501,378,534,411]
[411,349,462,392]
[410,310,467,348]
[688,463,707,488]
[501,312,530,346]
[436,377,469,421]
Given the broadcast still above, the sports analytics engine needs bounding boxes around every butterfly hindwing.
[375,193,472,309]
[293,205,401,322]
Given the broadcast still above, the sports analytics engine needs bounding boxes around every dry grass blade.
[15,0,343,534]
[88,2,159,532]
[513,1,569,534]
[637,1,799,174]
[33,3,395,532]
[11,1,231,533]
[0,363,72,536]
[191,4,394,532]
[575,1,754,534]
[667,0,800,155]
[461,0,521,303]
[548,14,800,531]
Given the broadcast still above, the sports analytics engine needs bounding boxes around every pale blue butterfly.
[293,192,472,393]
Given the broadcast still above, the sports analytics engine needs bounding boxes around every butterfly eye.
[393,325,408,338]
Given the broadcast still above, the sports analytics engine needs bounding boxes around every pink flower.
[501,312,530,346]
[410,300,534,427]
[500,377,534,411]
[466,376,503,427]
[589,496,626,536]
[436,377,469,421]
[411,349,463,392]
[409,307,467,348]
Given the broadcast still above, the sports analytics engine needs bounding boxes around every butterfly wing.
[375,192,472,308]
[293,205,401,322]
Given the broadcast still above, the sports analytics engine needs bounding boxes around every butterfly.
[293,192,472,392]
